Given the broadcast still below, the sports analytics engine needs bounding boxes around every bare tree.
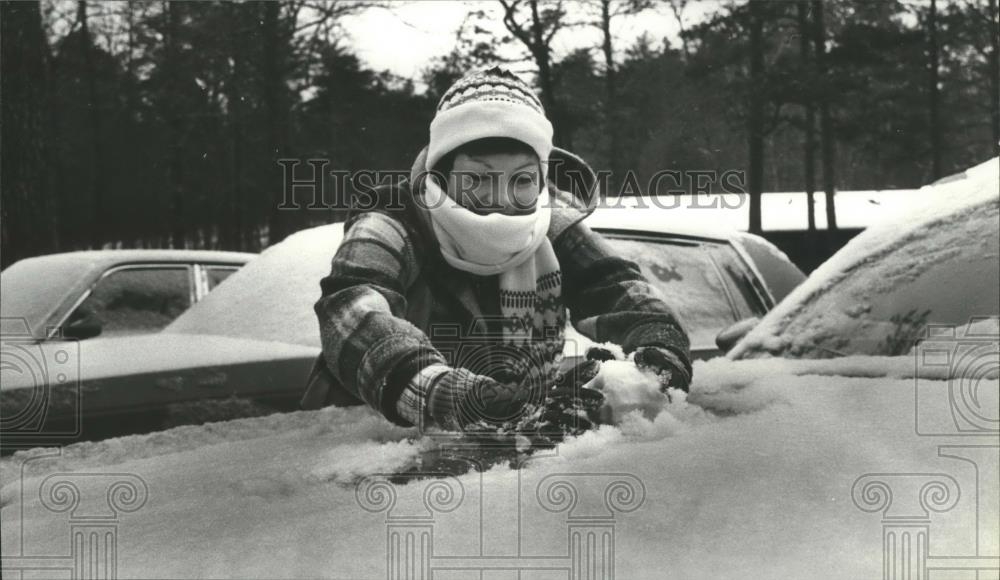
[592,0,651,195]
[927,0,943,179]
[988,0,999,155]
[797,0,816,232]
[811,0,836,231]
[498,0,573,147]
[665,0,690,59]
[162,0,186,248]
[747,0,764,234]
[1,0,57,267]
[78,0,107,249]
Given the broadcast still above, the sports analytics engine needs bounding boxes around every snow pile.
[731,156,1000,359]
[165,224,345,347]
[308,439,429,486]
[3,353,996,579]
[585,360,669,423]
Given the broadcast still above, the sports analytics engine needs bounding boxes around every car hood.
[3,354,995,579]
[1,333,319,390]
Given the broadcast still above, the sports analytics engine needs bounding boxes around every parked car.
[1,250,255,342]
[4,161,996,580]
[728,156,999,360]
[1,211,801,450]
[583,202,806,359]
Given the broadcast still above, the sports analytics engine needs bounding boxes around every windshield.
[0,255,96,338]
[735,201,1000,358]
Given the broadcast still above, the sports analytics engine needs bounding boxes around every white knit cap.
[426,66,554,173]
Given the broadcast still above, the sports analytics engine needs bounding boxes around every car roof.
[9,249,257,270]
[1,249,257,339]
[584,201,738,241]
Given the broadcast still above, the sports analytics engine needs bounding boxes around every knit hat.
[427,66,554,174]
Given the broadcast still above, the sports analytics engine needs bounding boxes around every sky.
[338,0,709,89]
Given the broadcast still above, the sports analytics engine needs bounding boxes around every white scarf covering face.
[421,176,563,350]
[422,176,552,275]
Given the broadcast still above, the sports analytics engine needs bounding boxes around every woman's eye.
[463,174,482,189]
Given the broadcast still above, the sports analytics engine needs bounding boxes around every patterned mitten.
[633,346,692,392]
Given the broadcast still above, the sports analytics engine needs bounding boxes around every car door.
[596,231,771,359]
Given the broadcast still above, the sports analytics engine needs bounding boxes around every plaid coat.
[300,147,691,426]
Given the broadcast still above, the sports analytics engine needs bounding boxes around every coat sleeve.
[313,211,448,425]
[553,220,692,373]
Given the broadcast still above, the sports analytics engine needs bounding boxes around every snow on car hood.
[730,156,1000,359]
[3,355,996,579]
[164,224,345,348]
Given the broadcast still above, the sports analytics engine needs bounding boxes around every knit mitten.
[633,346,692,392]
[403,365,533,431]
[535,349,611,438]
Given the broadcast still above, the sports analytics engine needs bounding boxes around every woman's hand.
[633,346,692,392]
[426,367,535,431]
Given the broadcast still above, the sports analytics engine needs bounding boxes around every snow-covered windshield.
[732,157,1000,359]
[0,255,95,338]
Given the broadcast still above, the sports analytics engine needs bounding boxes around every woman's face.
[447,151,542,216]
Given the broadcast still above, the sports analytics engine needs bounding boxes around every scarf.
[422,177,564,361]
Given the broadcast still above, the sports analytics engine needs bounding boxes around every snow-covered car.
[0,205,800,450]
[583,203,806,357]
[728,156,999,360]
[2,160,997,580]
[1,249,255,341]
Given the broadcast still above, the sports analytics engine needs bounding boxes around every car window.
[205,266,239,291]
[734,233,806,303]
[67,267,193,337]
[602,236,766,349]
[738,205,1000,358]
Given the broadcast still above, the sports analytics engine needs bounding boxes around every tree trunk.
[79,0,106,249]
[0,0,56,268]
[797,1,816,232]
[927,0,943,179]
[601,0,620,196]
[227,2,246,250]
[988,0,1000,156]
[528,0,569,149]
[811,0,836,231]
[747,0,764,234]
[263,0,290,246]
[164,1,186,248]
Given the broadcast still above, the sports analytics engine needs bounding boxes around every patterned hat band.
[426,66,554,174]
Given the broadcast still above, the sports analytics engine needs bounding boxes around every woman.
[301,66,691,435]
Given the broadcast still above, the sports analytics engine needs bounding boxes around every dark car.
[1,250,255,341]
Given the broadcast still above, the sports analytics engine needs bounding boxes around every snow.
[4,354,996,579]
[588,189,922,233]
[164,224,345,347]
[586,360,669,423]
[730,156,1000,359]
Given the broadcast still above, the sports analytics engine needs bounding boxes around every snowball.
[586,360,668,423]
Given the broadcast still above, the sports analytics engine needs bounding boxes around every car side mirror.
[64,313,103,340]
[715,317,760,352]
